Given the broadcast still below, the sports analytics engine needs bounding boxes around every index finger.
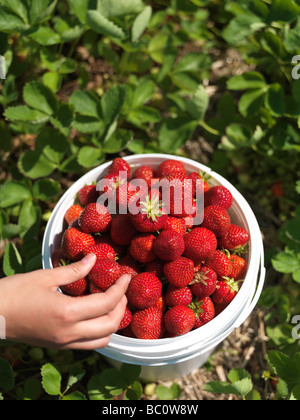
[64,274,131,322]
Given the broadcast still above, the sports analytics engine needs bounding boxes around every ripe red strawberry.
[183,227,217,263]
[129,233,156,263]
[230,254,248,280]
[204,186,233,209]
[129,192,168,233]
[165,285,193,307]
[131,307,165,339]
[145,259,165,279]
[205,250,232,279]
[108,157,131,177]
[188,172,210,196]
[131,165,155,188]
[164,306,196,336]
[156,159,186,178]
[110,214,138,246]
[163,172,195,217]
[218,224,250,252]
[118,307,132,331]
[65,205,84,225]
[116,182,137,211]
[163,256,194,288]
[94,234,126,259]
[60,277,89,297]
[153,230,185,262]
[61,228,95,261]
[82,243,115,260]
[89,282,103,294]
[100,172,126,201]
[89,259,122,291]
[118,255,141,278]
[190,297,215,329]
[162,216,186,236]
[79,203,112,234]
[126,272,162,309]
[190,266,217,299]
[201,205,231,237]
[77,184,99,207]
[212,278,239,305]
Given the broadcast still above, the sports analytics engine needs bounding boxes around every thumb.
[51,253,97,287]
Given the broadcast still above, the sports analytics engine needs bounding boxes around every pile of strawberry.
[52,158,250,340]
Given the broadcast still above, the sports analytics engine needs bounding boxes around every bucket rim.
[42,153,265,358]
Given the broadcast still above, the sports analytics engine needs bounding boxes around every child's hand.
[0,253,131,350]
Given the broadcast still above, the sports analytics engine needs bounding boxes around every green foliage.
[0,0,300,400]
[205,369,260,400]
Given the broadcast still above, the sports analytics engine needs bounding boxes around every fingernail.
[82,253,96,265]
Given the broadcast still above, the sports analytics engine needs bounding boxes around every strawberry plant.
[1,0,300,400]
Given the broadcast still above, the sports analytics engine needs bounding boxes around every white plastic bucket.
[42,154,266,382]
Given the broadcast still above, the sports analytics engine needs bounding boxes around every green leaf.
[88,374,113,400]
[41,364,62,396]
[18,150,57,179]
[35,127,68,164]
[67,0,89,24]
[73,115,104,133]
[265,84,286,116]
[222,124,254,150]
[3,242,23,276]
[121,364,142,386]
[0,6,27,32]
[132,6,152,42]
[238,88,266,118]
[272,249,300,274]
[4,106,49,125]
[27,26,61,46]
[267,0,300,23]
[125,380,143,401]
[28,0,57,25]
[18,199,41,240]
[267,351,300,389]
[0,358,14,392]
[101,85,125,126]
[205,381,238,395]
[1,224,22,239]
[223,15,266,45]
[158,116,197,153]
[0,180,31,208]
[87,10,125,39]
[0,121,11,152]
[156,384,181,400]
[127,107,161,127]
[63,391,87,400]
[173,52,211,74]
[23,81,58,116]
[32,179,60,202]
[70,90,101,119]
[186,85,209,121]
[3,0,28,24]
[99,368,127,396]
[99,0,144,18]
[103,129,132,154]
[227,72,266,90]
[284,17,300,52]
[77,146,105,168]
[131,79,156,109]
